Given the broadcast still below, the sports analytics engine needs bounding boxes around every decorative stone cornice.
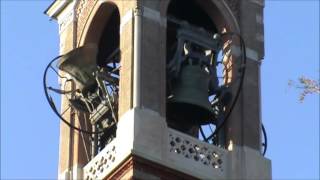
[83,108,230,180]
[45,1,76,35]
[58,8,75,34]
[44,0,72,19]
[120,6,166,34]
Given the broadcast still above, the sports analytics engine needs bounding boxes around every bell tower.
[45,0,271,179]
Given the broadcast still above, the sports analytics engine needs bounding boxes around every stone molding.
[108,155,197,180]
[45,1,71,19]
[120,9,133,34]
[58,9,75,34]
[83,108,271,180]
[120,6,166,34]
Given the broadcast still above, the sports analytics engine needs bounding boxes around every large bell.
[167,64,214,126]
[57,44,98,92]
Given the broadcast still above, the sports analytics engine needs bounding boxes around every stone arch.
[77,1,121,67]
[164,0,241,138]
[161,0,239,33]
[78,1,120,46]
[164,0,241,84]
[74,1,121,150]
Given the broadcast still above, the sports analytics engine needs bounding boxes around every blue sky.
[1,1,319,179]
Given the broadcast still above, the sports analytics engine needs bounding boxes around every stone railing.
[83,127,228,179]
[83,140,117,180]
[167,128,228,178]
[83,108,230,179]
[82,109,271,180]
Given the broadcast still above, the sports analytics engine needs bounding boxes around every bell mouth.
[167,102,215,125]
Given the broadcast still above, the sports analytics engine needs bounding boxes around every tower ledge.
[44,0,72,19]
[82,108,271,180]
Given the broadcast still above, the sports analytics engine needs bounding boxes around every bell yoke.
[166,23,226,136]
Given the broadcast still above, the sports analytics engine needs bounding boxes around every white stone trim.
[58,165,83,180]
[246,47,259,61]
[120,108,166,163]
[83,108,271,179]
[120,9,133,34]
[120,7,166,34]
[83,108,166,180]
[58,8,75,34]
[228,145,272,179]
[231,46,260,62]
[250,0,265,7]
[45,0,71,19]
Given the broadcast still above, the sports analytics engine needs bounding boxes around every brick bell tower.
[45,0,271,179]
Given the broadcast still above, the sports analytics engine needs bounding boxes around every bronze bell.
[57,44,100,113]
[167,62,214,126]
[57,44,98,92]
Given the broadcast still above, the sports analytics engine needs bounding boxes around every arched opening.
[83,2,120,67]
[81,2,121,152]
[96,7,120,67]
[165,0,238,146]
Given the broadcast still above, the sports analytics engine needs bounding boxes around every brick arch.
[160,0,239,33]
[77,0,121,46]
